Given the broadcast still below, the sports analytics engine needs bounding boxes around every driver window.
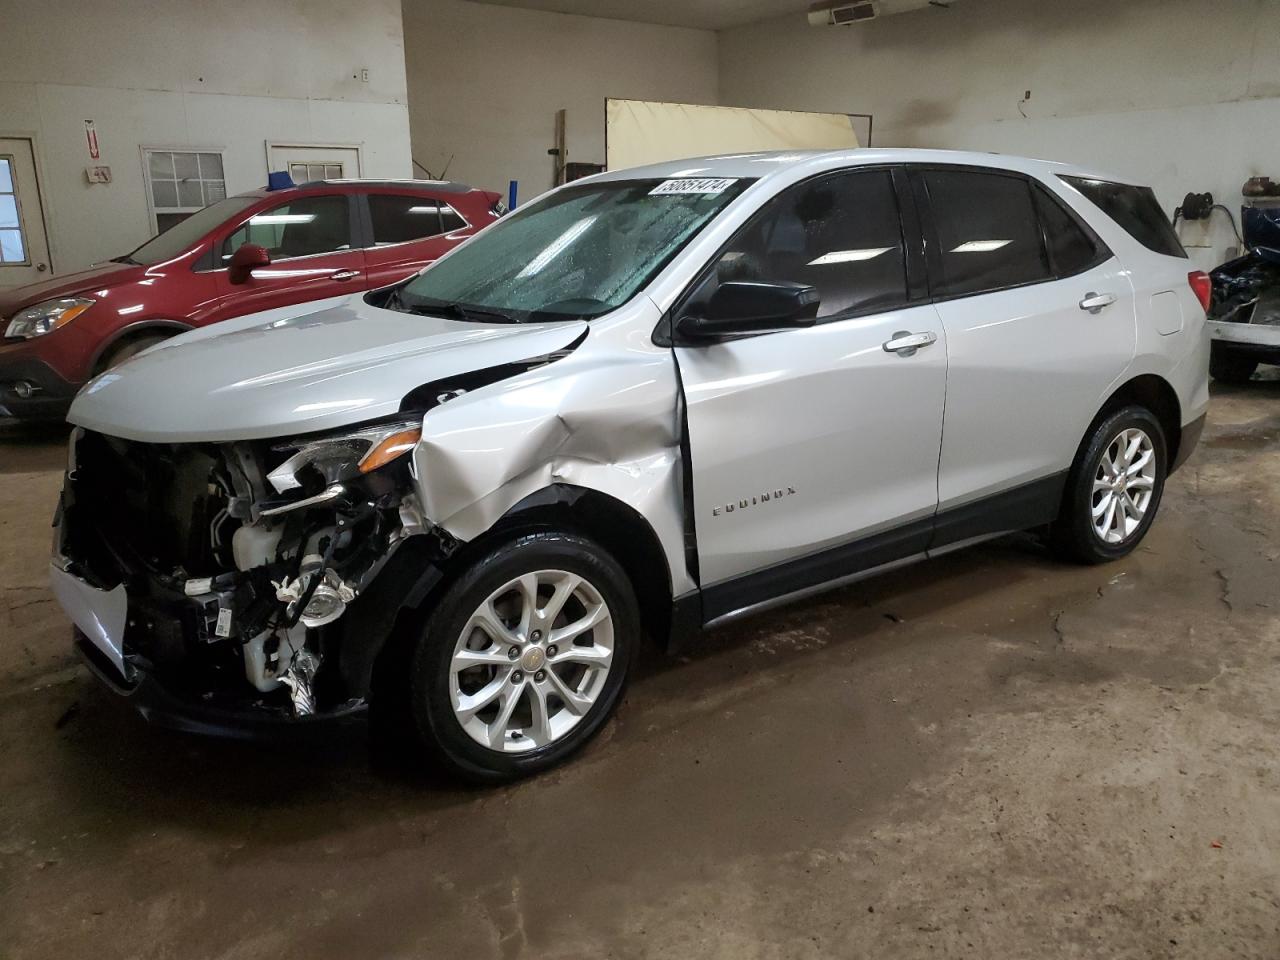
[220,195,351,264]
[711,169,908,319]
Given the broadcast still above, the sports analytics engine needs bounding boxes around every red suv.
[0,179,502,420]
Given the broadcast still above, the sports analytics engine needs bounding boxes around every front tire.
[96,333,170,374]
[405,530,639,783]
[1051,405,1167,564]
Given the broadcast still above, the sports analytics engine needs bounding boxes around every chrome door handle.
[330,270,360,281]
[882,330,937,356]
[1079,292,1117,314]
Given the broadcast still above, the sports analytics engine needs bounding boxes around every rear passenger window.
[1033,184,1108,278]
[1061,176,1186,258]
[709,169,908,319]
[369,195,447,244]
[923,170,1051,297]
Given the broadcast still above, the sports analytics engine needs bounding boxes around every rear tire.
[402,530,639,784]
[1051,405,1167,565]
[1209,344,1258,384]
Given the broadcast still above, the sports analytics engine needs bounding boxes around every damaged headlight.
[267,419,423,494]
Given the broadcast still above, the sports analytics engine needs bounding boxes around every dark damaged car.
[1207,204,1280,382]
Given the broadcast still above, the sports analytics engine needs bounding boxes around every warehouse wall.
[402,0,719,203]
[0,0,413,274]
[718,0,1280,270]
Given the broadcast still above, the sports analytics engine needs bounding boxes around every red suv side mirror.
[228,243,271,284]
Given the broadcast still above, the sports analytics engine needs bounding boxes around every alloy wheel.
[448,569,615,753]
[1091,427,1157,544]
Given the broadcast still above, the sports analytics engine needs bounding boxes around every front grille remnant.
[72,431,238,578]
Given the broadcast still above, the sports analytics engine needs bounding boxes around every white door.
[267,144,361,184]
[0,138,52,287]
[917,167,1136,509]
[675,168,947,593]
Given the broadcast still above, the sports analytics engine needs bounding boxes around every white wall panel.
[0,0,411,274]
[718,0,1280,267]
[402,0,719,202]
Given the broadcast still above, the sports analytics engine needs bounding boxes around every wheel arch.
[89,319,193,374]
[480,484,676,651]
[356,483,677,706]
[1094,373,1183,469]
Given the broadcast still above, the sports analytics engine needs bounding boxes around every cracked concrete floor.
[2,381,1279,960]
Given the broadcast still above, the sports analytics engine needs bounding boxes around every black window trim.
[202,193,362,272]
[909,163,1118,306]
[660,163,926,346]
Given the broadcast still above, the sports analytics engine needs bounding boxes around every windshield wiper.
[110,254,139,265]
[406,300,522,324]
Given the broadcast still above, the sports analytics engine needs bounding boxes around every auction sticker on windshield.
[649,178,739,196]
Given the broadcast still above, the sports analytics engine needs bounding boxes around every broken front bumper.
[72,627,367,739]
[52,556,368,736]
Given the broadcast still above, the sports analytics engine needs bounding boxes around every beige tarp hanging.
[605,99,860,172]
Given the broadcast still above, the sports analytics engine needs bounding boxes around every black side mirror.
[677,280,820,341]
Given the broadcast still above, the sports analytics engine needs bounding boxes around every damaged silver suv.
[51,150,1209,781]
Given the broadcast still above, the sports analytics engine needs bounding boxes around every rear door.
[211,193,367,319]
[361,192,473,287]
[675,167,948,604]
[916,166,1135,541]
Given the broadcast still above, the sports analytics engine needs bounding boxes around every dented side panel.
[410,298,695,596]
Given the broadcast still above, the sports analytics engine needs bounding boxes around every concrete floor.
[2,382,1279,959]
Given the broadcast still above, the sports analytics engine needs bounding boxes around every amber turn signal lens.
[358,427,422,474]
[52,302,94,329]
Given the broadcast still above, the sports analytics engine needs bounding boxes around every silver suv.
[51,149,1210,781]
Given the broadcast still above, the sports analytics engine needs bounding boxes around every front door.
[212,193,367,318]
[0,138,52,287]
[674,168,948,606]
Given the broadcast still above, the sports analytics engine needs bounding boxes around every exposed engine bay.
[58,421,446,721]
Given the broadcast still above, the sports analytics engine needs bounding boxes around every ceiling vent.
[809,1,876,24]
[808,0,956,26]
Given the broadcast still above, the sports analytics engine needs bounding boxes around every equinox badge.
[712,486,796,517]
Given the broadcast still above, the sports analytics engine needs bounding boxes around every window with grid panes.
[145,150,226,233]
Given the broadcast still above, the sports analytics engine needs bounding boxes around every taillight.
[1188,270,1212,313]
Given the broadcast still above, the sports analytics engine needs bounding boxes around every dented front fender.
[410,300,695,596]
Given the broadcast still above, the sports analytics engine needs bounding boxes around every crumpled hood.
[0,262,139,317]
[68,295,588,442]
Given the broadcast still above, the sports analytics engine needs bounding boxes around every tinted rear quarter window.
[1061,176,1186,258]
[440,203,467,232]
[1032,184,1109,277]
[923,169,1051,297]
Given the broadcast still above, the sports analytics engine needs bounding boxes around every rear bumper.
[1171,412,1206,474]
[0,355,79,420]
